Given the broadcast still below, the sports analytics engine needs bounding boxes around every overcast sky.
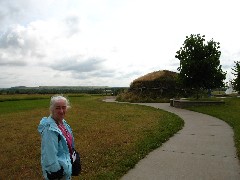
[0,0,239,88]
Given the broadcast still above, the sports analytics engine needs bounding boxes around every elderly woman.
[38,95,80,180]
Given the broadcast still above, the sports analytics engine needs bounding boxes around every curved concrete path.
[104,99,240,180]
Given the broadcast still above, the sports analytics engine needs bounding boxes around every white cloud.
[0,0,240,87]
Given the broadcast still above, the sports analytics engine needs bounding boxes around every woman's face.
[52,99,67,122]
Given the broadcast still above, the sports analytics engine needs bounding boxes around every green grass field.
[0,94,183,179]
[186,97,240,159]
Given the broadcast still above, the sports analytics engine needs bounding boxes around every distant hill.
[11,86,109,89]
[0,86,128,95]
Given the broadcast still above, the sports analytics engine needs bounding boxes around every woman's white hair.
[49,94,71,114]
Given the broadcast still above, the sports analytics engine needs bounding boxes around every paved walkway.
[104,99,240,180]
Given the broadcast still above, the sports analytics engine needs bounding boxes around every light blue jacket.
[38,116,75,180]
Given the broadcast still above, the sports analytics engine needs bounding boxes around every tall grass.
[187,97,240,159]
[0,95,183,179]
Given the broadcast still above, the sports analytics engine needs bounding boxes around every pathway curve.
[104,99,240,180]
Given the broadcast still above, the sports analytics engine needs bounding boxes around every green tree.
[175,34,226,98]
[231,61,240,93]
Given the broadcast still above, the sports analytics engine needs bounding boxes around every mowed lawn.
[0,95,183,179]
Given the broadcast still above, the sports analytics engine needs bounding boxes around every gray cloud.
[169,61,179,68]
[0,24,47,66]
[71,70,115,80]
[118,70,142,79]
[0,24,42,51]
[0,0,67,32]
[222,64,234,70]
[0,70,23,87]
[90,70,115,78]
[50,55,118,80]
[0,58,27,66]
[0,27,24,48]
[0,46,28,66]
[64,15,81,36]
[0,0,35,32]
[0,1,21,26]
[51,56,106,73]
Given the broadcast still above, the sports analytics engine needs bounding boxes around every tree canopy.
[175,34,226,97]
[232,61,240,93]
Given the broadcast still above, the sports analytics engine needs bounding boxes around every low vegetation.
[116,91,171,103]
[117,70,180,103]
[0,94,183,179]
[186,97,240,159]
